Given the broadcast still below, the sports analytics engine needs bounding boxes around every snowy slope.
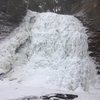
[0,10,99,100]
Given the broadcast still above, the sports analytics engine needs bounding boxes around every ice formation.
[0,10,96,91]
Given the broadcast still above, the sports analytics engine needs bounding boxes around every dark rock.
[28,0,82,14]
[7,0,29,23]
[73,0,100,66]
[0,0,8,13]
[41,93,78,100]
[0,0,29,23]
[96,67,100,70]
[97,71,100,75]
[13,93,78,100]
[0,0,29,40]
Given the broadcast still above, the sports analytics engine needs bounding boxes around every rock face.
[74,0,100,66]
[0,0,29,40]
[7,0,29,23]
[85,1,100,66]
[28,0,82,14]
[0,0,29,23]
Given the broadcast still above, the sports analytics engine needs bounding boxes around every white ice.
[0,10,98,100]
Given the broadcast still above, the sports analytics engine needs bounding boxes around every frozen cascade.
[0,10,96,91]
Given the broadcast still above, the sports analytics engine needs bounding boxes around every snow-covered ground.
[0,80,100,100]
[0,10,100,100]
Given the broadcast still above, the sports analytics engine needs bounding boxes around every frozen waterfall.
[0,10,96,91]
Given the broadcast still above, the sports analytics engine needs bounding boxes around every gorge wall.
[74,0,100,66]
[0,0,28,39]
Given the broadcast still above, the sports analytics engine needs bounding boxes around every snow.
[0,80,100,100]
[0,10,99,100]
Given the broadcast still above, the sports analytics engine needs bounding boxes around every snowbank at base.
[0,80,100,100]
[0,10,98,99]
